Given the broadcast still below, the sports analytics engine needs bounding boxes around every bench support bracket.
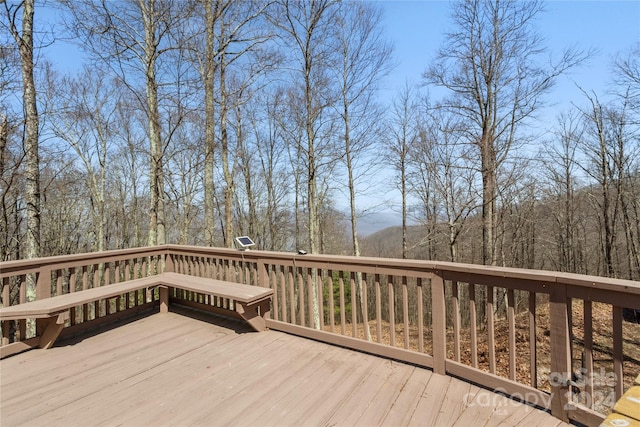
[36,311,70,349]
[236,299,271,332]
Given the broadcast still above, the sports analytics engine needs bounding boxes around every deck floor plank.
[213,340,356,426]
[1,308,571,427]
[5,315,240,426]
[379,365,434,426]
[354,363,417,426]
[137,332,323,426]
[408,372,453,426]
[453,387,522,426]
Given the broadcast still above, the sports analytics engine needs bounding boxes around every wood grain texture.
[1,307,570,427]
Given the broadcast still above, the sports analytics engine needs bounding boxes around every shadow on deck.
[1,307,569,427]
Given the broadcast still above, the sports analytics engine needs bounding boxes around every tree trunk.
[142,0,165,247]
[203,0,217,247]
[13,0,40,263]
[220,51,234,248]
[480,135,497,266]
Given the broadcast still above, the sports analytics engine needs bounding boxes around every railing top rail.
[0,246,167,278]
[167,245,640,293]
[1,244,638,295]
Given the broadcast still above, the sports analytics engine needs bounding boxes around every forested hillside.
[1,1,638,281]
[361,177,640,280]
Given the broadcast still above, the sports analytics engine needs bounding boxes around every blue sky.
[361,1,640,234]
[41,1,640,106]
[36,1,640,235]
[379,1,640,106]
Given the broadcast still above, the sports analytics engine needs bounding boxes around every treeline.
[1,1,638,281]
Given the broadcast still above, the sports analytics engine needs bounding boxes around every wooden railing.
[2,244,639,426]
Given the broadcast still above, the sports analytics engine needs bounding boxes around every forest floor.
[323,301,640,415]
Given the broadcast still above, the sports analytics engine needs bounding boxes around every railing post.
[164,251,175,273]
[549,283,571,422]
[257,258,269,288]
[257,258,271,321]
[431,272,447,375]
[36,268,51,300]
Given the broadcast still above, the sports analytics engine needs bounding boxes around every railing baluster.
[288,266,295,325]
[339,271,346,335]
[328,269,335,333]
[529,292,537,389]
[469,283,477,368]
[307,268,314,329]
[2,277,9,344]
[270,266,279,322]
[19,275,26,339]
[431,273,446,376]
[141,258,147,278]
[69,268,77,325]
[549,284,570,422]
[508,288,516,381]
[362,273,370,342]
[278,266,285,322]
[238,259,244,284]
[318,269,324,331]
[402,276,409,349]
[298,267,305,327]
[417,278,424,353]
[487,285,496,374]
[2,276,9,307]
[375,273,382,343]
[93,264,99,288]
[56,270,63,296]
[388,275,395,348]
[1,318,9,345]
[583,299,593,408]
[613,305,623,400]
[105,263,110,286]
[82,266,89,322]
[452,280,460,362]
[113,261,119,283]
[351,272,357,338]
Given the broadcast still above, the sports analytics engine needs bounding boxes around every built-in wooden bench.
[157,272,273,332]
[0,273,273,354]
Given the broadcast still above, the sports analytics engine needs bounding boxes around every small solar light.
[235,236,255,251]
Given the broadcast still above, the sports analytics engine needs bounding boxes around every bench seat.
[158,272,272,306]
[0,273,273,354]
[157,272,273,332]
[0,275,161,321]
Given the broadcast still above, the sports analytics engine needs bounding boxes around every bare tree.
[426,0,588,265]
[2,0,40,264]
[333,1,392,340]
[186,0,274,247]
[46,67,121,253]
[387,83,419,260]
[274,0,339,256]
[0,43,21,260]
[334,1,392,257]
[272,0,340,329]
[61,0,192,246]
[577,90,627,278]
[253,89,292,251]
[613,43,640,111]
[415,107,477,263]
[543,111,585,273]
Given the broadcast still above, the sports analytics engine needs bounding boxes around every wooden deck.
[1,308,570,427]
